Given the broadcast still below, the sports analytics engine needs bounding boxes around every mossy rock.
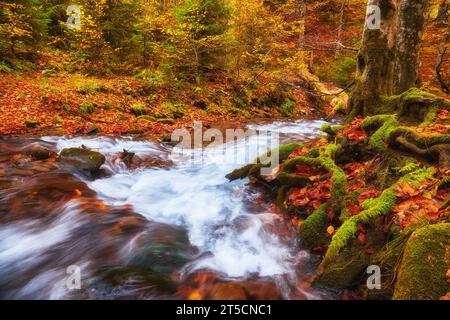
[315,226,387,290]
[25,120,39,128]
[59,148,106,172]
[393,223,450,300]
[25,146,53,160]
[79,103,97,114]
[157,118,176,125]
[128,224,193,275]
[314,247,372,289]
[131,104,147,116]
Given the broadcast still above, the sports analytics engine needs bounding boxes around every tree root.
[320,167,436,269]
[282,144,347,216]
[362,115,398,153]
[362,115,450,166]
[299,203,331,248]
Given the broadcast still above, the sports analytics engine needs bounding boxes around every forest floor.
[0,66,330,138]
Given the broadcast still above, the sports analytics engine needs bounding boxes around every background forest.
[0,0,447,135]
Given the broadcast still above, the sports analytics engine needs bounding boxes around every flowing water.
[0,119,337,300]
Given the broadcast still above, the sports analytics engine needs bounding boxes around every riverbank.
[228,104,450,300]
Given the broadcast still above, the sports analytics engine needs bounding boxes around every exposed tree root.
[281,144,347,216]
[320,167,436,269]
[362,115,450,166]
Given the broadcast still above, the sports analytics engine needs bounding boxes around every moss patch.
[393,223,450,300]
[299,203,330,248]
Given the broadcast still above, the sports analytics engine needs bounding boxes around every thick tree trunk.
[393,0,428,93]
[348,0,428,117]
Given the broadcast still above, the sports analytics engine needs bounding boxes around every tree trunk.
[348,0,428,117]
[393,0,428,93]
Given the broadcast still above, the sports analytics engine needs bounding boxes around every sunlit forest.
[0,0,449,302]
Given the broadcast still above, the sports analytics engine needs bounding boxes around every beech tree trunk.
[348,0,428,117]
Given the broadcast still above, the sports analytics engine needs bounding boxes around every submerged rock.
[393,223,450,300]
[59,148,106,172]
[128,223,194,275]
[25,145,55,161]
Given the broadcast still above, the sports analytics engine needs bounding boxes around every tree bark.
[393,0,428,93]
[348,0,429,117]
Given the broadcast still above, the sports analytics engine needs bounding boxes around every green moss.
[25,119,39,128]
[131,104,147,116]
[271,142,302,162]
[421,105,439,126]
[299,203,330,248]
[380,88,450,122]
[161,101,186,119]
[226,164,255,181]
[279,98,296,117]
[388,126,450,148]
[393,223,450,300]
[52,115,63,124]
[79,103,97,114]
[362,115,398,153]
[315,248,371,289]
[321,124,344,139]
[59,148,106,172]
[321,167,435,269]
[321,189,396,268]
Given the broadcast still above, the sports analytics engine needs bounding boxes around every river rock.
[128,223,194,275]
[59,148,106,172]
[25,145,55,160]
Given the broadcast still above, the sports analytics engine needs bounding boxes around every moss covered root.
[299,203,330,248]
[320,167,436,269]
[226,143,302,181]
[283,144,347,216]
[361,115,398,153]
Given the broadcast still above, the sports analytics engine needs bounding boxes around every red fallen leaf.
[358,233,367,245]
[364,248,375,255]
[289,146,309,158]
[295,163,316,175]
[347,130,367,141]
[310,200,322,209]
[395,182,419,199]
[343,162,363,172]
[358,188,381,203]
[348,181,366,192]
[357,225,367,234]
[293,197,310,207]
[436,109,450,120]
[346,200,363,216]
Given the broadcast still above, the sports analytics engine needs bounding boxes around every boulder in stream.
[59,147,106,173]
